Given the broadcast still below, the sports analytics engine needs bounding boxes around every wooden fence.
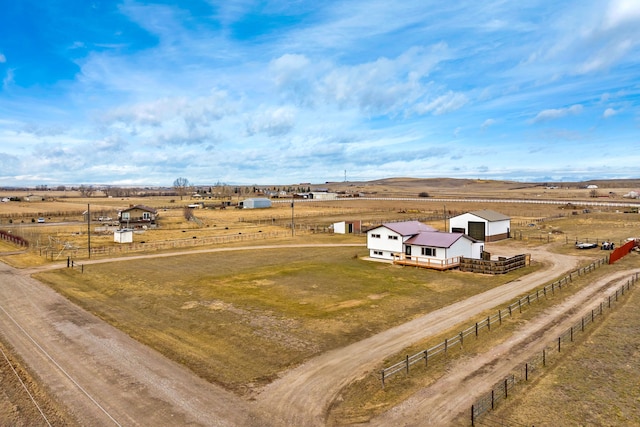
[459,254,530,274]
[471,273,638,426]
[392,254,461,270]
[379,257,608,387]
[38,230,293,260]
[0,230,29,247]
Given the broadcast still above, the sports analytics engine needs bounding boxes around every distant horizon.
[1,1,639,186]
[2,176,639,191]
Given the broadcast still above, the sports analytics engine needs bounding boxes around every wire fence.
[379,257,609,387]
[37,230,294,260]
[470,273,638,426]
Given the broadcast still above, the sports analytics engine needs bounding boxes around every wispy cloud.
[0,0,639,185]
[481,119,497,130]
[530,104,584,124]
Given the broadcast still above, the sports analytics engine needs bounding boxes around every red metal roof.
[380,221,436,236]
[405,231,472,248]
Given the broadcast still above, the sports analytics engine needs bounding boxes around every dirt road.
[0,261,261,426]
[252,245,583,425]
[0,243,614,426]
[368,268,640,426]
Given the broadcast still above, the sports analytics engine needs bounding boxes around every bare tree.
[78,185,95,197]
[173,177,191,200]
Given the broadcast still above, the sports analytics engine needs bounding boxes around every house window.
[143,212,151,220]
[373,250,383,256]
[122,212,130,220]
[388,235,398,240]
[421,247,437,256]
[371,233,381,238]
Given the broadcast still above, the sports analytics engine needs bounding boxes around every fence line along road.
[380,257,608,387]
[470,273,638,426]
[273,197,640,209]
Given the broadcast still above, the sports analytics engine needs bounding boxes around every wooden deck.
[392,254,461,270]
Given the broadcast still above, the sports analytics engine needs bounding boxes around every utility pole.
[291,196,295,237]
[444,204,447,232]
[87,203,91,259]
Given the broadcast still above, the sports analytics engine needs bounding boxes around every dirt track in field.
[1,243,634,426]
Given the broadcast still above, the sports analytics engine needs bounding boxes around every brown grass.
[329,255,640,425]
[34,246,537,395]
[3,178,640,422]
[485,257,640,426]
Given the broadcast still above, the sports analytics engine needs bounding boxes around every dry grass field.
[34,246,537,395]
[485,259,640,426]
[1,177,640,425]
[328,253,640,425]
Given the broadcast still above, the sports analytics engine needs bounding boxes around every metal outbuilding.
[240,198,272,209]
[448,209,511,242]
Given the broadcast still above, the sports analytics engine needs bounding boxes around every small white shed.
[240,198,272,209]
[114,229,133,243]
[332,220,362,234]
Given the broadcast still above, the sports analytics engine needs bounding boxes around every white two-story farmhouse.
[367,221,483,269]
[366,221,436,260]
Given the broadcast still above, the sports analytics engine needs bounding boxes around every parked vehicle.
[37,217,45,223]
[575,242,597,249]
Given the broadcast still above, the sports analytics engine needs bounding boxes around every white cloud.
[481,119,496,129]
[245,106,297,137]
[531,104,583,123]
[0,53,6,63]
[604,0,640,30]
[603,107,618,118]
[2,69,14,90]
[415,91,468,116]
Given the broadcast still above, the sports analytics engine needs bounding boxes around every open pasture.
[1,190,638,268]
[34,245,537,394]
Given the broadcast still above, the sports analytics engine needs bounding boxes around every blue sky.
[1,0,639,187]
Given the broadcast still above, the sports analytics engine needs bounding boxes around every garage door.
[468,221,485,241]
